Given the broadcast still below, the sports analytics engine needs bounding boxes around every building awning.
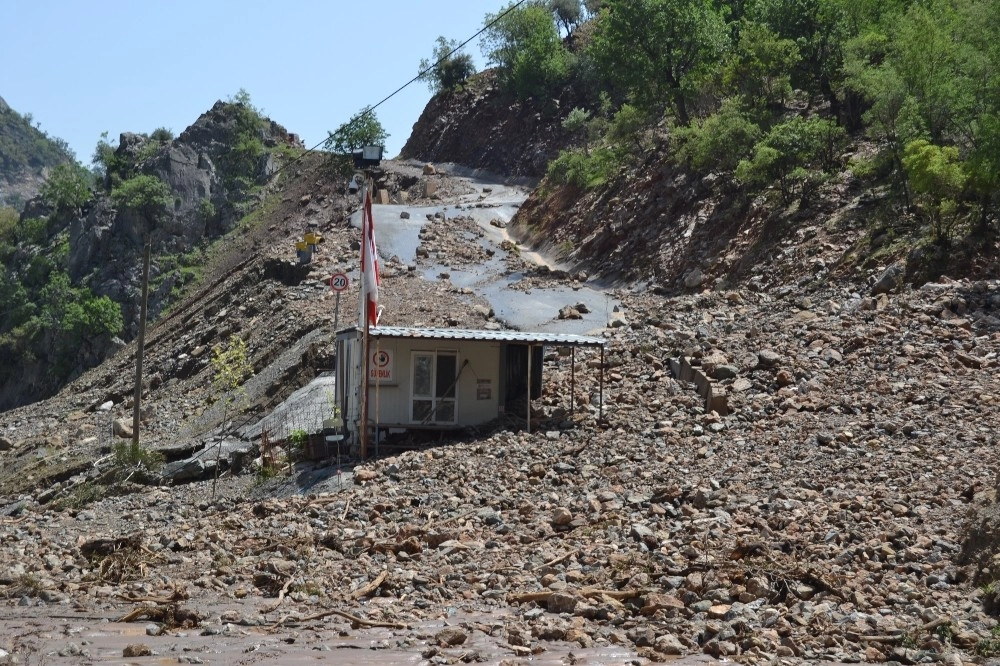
[338,326,605,347]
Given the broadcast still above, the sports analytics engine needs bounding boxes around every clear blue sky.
[0,1,499,164]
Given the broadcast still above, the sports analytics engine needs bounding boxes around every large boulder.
[872,263,904,295]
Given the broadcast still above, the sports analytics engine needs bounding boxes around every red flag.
[361,190,380,326]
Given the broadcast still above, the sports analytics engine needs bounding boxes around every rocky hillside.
[0,154,998,662]
[401,71,578,178]
[0,95,76,210]
[405,78,998,299]
[1,13,999,661]
[0,100,303,411]
[71,101,303,334]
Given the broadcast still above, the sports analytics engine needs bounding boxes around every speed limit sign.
[330,273,349,292]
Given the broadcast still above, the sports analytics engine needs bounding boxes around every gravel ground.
[2,156,1000,665]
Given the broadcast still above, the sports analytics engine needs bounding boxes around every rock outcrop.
[400,72,576,178]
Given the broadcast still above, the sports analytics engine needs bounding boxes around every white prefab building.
[334,326,605,451]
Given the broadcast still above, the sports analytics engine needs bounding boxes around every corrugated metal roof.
[363,326,606,347]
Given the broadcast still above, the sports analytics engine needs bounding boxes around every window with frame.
[411,351,457,424]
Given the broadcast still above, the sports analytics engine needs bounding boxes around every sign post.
[330,272,348,334]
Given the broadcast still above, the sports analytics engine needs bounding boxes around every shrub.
[0,207,16,248]
[18,217,49,245]
[481,2,573,100]
[902,138,968,242]
[62,295,124,338]
[736,116,846,202]
[418,36,477,93]
[674,100,762,173]
[112,441,164,475]
[149,127,174,142]
[288,429,309,461]
[40,163,92,215]
[605,103,652,155]
[111,174,170,221]
[198,198,217,223]
[546,146,620,189]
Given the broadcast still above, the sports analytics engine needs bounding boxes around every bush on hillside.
[481,2,574,101]
[418,36,477,93]
[40,163,92,215]
[674,100,762,173]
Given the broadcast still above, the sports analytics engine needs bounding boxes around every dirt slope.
[0,155,498,495]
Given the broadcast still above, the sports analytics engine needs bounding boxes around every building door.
[411,351,458,424]
[502,344,543,408]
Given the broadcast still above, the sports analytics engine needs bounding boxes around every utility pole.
[358,172,371,460]
[131,241,151,455]
[352,145,383,460]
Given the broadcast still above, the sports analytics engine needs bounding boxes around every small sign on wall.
[476,379,492,400]
[370,348,395,384]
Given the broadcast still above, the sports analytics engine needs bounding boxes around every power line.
[268,0,529,179]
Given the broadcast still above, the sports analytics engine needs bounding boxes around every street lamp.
[352,145,384,169]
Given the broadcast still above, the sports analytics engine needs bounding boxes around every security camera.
[347,175,360,195]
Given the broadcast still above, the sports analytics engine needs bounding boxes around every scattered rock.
[872,263,903,295]
[684,269,706,289]
[435,626,467,646]
[112,418,133,439]
[123,644,151,657]
[757,350,782,368]
[551,507,573,526]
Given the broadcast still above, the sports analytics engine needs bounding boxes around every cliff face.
[69,102,299,337]
[400,72,574,179]
[0,101,302,411]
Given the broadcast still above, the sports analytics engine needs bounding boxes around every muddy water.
[0,603,717,664]
[349,171,620,336]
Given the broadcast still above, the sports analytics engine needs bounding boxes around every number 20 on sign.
[330,273,349,333]
[330,273,349,291]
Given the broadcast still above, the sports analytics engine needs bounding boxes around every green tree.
[324,108,389,154]
[749,0,847,113]
[966,112,1000,231]
[550,0,584,36]
[323,108,389,177]
[111,174,170,221]
[220,90,268,197]
[721,21,800,110]
[587,0,729,124]
[888,1,967,143]
[149,127,174,142]
[210,334,253,496]
[91,131,118,189]
[842,0,998,223]
[480,1,573,100]
[902,139,968,243]
[736,115,846,202]
[40,163,92,215]
[674,99,763,172]
[418,36,477,93]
